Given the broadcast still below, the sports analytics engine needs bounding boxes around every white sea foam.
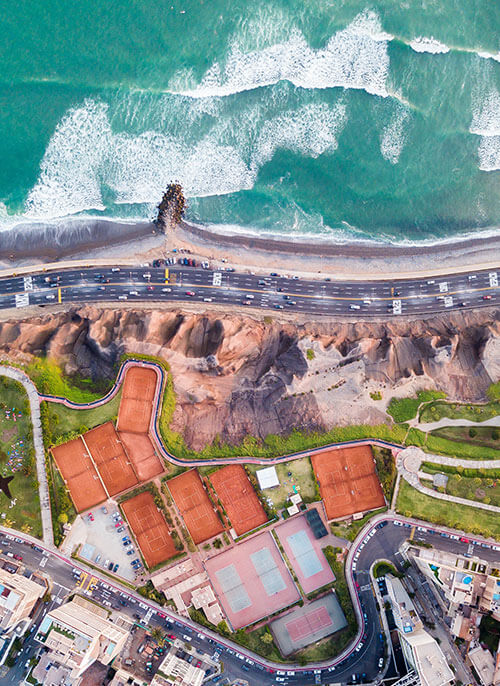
[24,97,349,219]
[469,88,500,170]
[477,136,500,171]
[470,88,500,137]
[26,101,110,218]
[478,51,500,63]
[170,10,390,99]
[252,102,347,170]
[380,105,411,164]
[409,37,450,54]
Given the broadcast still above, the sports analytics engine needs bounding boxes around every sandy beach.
[0,215,499,279]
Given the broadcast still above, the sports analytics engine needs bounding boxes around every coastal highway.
[0,264,498,317]
[1,521,499,686]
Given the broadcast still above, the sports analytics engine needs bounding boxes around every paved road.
[1,517,499,686]
[0,264,498,317]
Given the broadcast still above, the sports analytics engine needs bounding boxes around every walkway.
[0,367,53,546]
[397,446,500,515]
[418,415,500,431]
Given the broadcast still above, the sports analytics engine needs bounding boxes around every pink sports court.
[274,513,335,595]
[204,531,300,630]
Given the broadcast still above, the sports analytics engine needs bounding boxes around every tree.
[58,512,68,525]
[260,631,274,644]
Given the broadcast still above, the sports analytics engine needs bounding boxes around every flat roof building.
[152,651,204,686]
[35,595,129,679]
[386,575,453,686]
[0,568,45,635]
[468,644,496,686]
[256,466,279,490]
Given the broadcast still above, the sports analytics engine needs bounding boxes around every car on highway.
[118,295,128,300]
[203,298,213,302]
[147,285,154,291]
[98,286,105,291]
[111,267,120,272]
[162,287,171,292]
[185,291,195,296]
[483,295,492,300]
[129,290,139,296]
[274,304,284,309]
[46,294,56,300]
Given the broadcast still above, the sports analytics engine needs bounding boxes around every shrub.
[469,428,477,438]
[387,397,420,423]
[370,391,382,401]
[306,348,315,361]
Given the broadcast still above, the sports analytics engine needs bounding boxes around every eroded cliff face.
[0,307,498,450]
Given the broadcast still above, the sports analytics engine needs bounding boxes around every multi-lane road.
[1,519,499,686]
[0,264,498,317]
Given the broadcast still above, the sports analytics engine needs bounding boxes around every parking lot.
[79,504,143,581]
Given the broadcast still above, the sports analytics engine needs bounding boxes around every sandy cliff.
[0,307,498,450]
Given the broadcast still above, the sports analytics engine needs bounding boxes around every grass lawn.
[247,457,318,510]
[330,507,387,542]
[430,425,500,449]
[444,475,500,508]
[45,389,122,442]
[420,399,500,424]
[396,480,500,540]
[0,377,41,537]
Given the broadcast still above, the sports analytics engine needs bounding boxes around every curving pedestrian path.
[0,367,53,546]
[418,415,500,431]
[397,446,500,514]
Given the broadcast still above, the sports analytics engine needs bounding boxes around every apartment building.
[385,574,453,686]
[151,651,204,686]
[35,595,129,679]
[0,567,45,635]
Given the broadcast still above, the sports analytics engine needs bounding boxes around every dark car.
[113,563,119,572]
[108,562,114,570]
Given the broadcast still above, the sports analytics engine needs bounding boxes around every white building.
[152,651,204,686]
[385,575,453,686]
[256,466,279,490]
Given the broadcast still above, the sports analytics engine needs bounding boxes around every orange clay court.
[167,470,224,544]
[117,366,157,434]
[51,437,107,513]
[210,465,268,536]
[83,422,138,496]
[121,492,177,568]
[311,445,385,520]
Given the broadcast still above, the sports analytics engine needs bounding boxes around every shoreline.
[0,215,498,278]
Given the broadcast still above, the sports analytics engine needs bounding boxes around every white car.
[129,290,139,296]
[111,267,120,272]
[162,287,171,292]
[45,294,56,300]
[118,295,127,300]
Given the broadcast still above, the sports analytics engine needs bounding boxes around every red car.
[482,295,492,300]
[460,537,469,543]
[147,285,154,291]
[13,554,22,561]
[185,291,195,296]
[114,521,123,528]
[88,512,94,522]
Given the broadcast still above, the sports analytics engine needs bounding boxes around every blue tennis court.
[287,530,323,578]
[215,564,252,613]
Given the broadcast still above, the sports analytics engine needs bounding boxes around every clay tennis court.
[51,437,107,512]
[205,530,300,630]
[117,366,158,434]
[270,594,347,655]
[121,491,177,568]
[167,470,224,544]
[83,422,138,495]
[210,465,268,536]
[118,431,163,481]
[311,445,385,520]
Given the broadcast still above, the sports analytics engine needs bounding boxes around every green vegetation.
[423,472,500,508]
[487,382,500,401]
[330,507,387,542]
[387,390,447,423]
[189,608,283,662]
[396,480,500,540]
[306,348,315,361]
[295,546,357,662]
[373,447,397,500]
[479,614,500,653]
[246,457,318,510]
[386,397,421,423]
[0,377,41,537]
[421,462,500,479]
[373,562,397,578]
[425,433,500,460]
[370,391,382,401]
[23,358,112,402]
[44,391,121,443]
[420,398,500,424]
[430,425,500,449]
[137,581,167,606]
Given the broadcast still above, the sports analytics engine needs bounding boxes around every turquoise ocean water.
[1,1,500,244]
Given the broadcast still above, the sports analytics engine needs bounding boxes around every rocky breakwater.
[0,307,498,450]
